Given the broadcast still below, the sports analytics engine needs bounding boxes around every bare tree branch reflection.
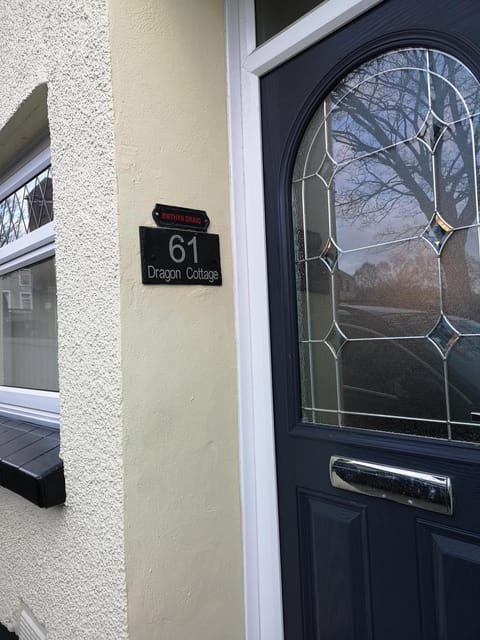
[328,50,480,321]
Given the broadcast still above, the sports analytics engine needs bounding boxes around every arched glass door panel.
[293,48,480,442]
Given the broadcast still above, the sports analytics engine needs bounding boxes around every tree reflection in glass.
[293,48,480,441]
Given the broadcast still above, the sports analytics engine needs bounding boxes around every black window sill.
[0,622,17,639]
[0,415,65,508]
[0,621,17,639]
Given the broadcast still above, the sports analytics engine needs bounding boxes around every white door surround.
[224,1,384,638]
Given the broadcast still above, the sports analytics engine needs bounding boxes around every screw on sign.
[139,226,222,286]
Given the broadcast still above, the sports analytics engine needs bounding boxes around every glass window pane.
[330,67,430,165]
[333,49,429,104]
[311,341,338,415]
[448,337,480,426]
[0,166,53,247]
[296,259,332,342]
[337,239,440,339]
[435,117,477,228]
[0,257,58,391]
[292,48,480,442]
[303,177,330,258]
[299,342,313,418]
[343,413,447,439]
[442,225,480,334]
[255,0,326,45]
[340,339,447,421]
[429,50,480,123]
[307,259,332,341]
[334,141,433,251]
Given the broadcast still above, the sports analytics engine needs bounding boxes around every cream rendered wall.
[108,0,245,639]
[0,2,128,639]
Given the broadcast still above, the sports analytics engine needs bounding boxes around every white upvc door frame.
[225,1,384,638]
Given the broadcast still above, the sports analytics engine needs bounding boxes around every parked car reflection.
[334,304,480,434]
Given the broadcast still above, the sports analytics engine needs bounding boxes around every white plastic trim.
[244,0,384,76]
[0,228,54,272]
[226,1,386,638]
[0,386,59,427]
[0,143,50,202]
[0,401,59,428]
[18,605,47,640]
[226,1,284,638]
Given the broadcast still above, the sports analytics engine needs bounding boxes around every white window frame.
[225,1,384,638]
[0,140,59,428]
[19,291,33,310]
[19,268,32,287]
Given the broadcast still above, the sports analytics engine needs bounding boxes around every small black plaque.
[152,203,210,232]
[139,227,222,286]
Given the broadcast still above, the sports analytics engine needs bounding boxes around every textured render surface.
[109,0,245,638]
[0,2,128,639]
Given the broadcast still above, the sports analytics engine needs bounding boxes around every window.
[255,0,327,45]
[0,140,59,427]
[292,47,480,441]
[19,291,33,310]
[19,268,31,286]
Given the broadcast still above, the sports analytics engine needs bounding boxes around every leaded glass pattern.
[293,48,480,443]
[0,166,53,247]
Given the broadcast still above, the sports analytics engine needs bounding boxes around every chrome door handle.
[330,456,453,515]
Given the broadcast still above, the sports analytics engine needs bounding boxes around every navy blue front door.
[261,1,480,638]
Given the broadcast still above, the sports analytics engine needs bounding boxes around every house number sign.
[139,226,222,286]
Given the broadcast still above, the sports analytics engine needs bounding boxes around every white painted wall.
[0,1,127,638]
[0,1,244,638]
[108,0,245,638]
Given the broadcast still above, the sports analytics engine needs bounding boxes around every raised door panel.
[418,521,480,640]
[298,490,373,639]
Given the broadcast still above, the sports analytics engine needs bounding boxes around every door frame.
[224,1,385,638]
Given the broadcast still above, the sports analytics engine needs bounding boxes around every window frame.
[19,290,33,310]
[19,268,32,287]
[0,140,59,428]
